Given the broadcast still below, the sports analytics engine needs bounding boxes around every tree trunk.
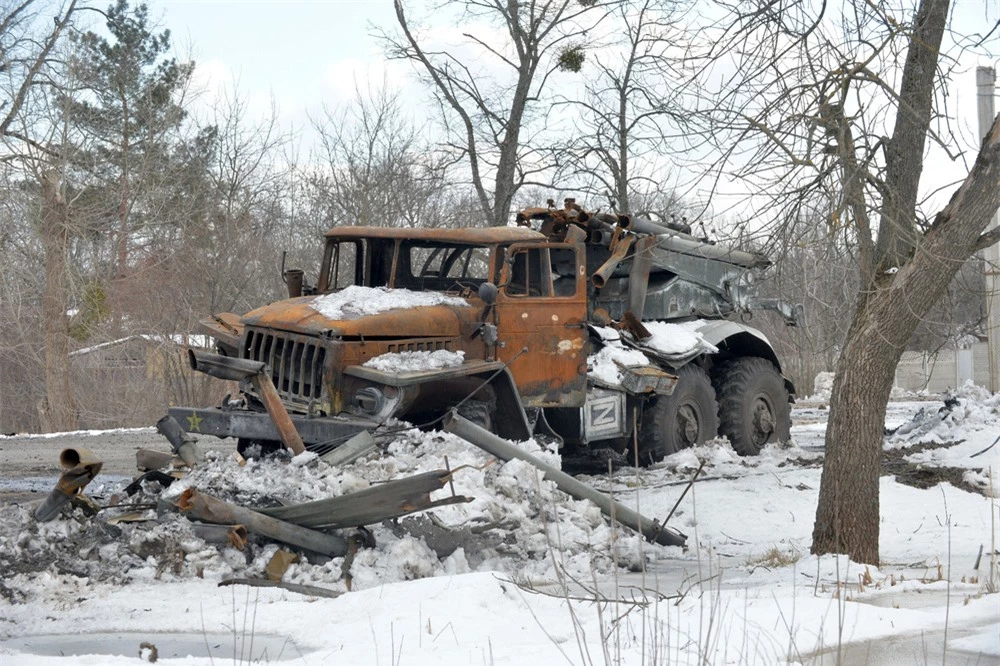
[812,298,903,564]
[812,113,1000,563]
[39,169,77,432]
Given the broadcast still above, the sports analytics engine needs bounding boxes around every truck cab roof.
[324,226,546,244]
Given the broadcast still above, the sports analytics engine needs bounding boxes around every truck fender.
[690,320,796,398]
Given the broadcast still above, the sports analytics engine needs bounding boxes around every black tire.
[638,364,719,464]
[715,357,791,456]
[455,398,494,432]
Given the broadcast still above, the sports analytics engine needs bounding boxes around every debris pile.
[886,382,1000,447]
[1,422,685,604]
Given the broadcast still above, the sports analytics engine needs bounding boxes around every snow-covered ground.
[1,385,998,665]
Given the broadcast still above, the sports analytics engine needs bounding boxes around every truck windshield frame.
[319,236,495,292]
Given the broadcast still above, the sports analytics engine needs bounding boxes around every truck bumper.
[167,406,378,449]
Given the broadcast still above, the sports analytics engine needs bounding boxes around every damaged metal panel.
[167,406,375,450]
[260,469,471,529]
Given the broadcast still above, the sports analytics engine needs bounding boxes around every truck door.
[495,242,588,408]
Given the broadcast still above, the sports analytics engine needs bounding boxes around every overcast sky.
[158,1,402,124]
[152,0,1000,218]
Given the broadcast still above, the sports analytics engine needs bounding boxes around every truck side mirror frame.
[478,282,498,305]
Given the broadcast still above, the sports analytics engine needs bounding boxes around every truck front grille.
[243,330,326,403]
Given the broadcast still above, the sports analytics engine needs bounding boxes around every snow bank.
[888,381,1000,450]
[809,371,835,401]
[364,349,465,373]
[310,286,468,319]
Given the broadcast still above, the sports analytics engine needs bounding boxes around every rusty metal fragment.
[265,549,299,581]
[191,523,250,550]
[177,488,348,557]
[34,448,104,522]
[619,365,677,396]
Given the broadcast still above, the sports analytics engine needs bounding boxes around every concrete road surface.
[0,428,235,506]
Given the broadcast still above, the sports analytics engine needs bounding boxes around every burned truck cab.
[178,226,590,452]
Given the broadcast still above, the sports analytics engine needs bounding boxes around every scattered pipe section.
[443,412,687,548]
[156,415,203,467]
[59,447,100,469]
[34,448,104,522]
[176,488,348,557]
[191,523,249,550]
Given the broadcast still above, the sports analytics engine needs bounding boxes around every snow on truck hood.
[310,286,469,319]
[241,287,475,337]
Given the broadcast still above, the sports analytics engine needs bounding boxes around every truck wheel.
[639,364,719,464]
[455,398,494,432]
[715,357,791,456]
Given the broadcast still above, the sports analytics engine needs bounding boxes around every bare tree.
[308,80,451,231]
[177,83,290,316]
[384,0,611,226]
[556,0,692,215]
[1,0,83,431]
[699,0,1000,563]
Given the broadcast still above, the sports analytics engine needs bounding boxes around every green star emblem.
[187,412,203,432]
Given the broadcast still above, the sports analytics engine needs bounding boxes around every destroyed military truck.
[169,202,803,467]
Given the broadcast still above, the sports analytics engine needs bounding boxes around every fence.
[894,342,991,394]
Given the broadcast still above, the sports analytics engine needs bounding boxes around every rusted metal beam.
[177,488,348,557]
[443,412,687,548]
[187,349,306,456]
[249,373,306,456]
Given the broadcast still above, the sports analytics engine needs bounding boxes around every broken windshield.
[321,238,493,292]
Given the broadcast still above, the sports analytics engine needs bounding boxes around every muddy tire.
[715,357,791,456]
[455,399,494,432]
[639,364,719,464]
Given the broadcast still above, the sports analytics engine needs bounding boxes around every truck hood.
[241,295,477,338]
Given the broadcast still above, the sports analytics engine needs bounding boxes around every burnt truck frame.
[170,207,802,465]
